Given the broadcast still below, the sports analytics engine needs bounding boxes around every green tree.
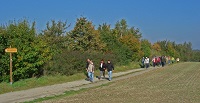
[166,42,176,57]
[67,17,105,51]
[175,42,192,61]
[41,20,70,52]
[0,27,10,82]
[98,23,133,64]
[141,39,151,57]
[119,34,141,61]
[114,19,142,39]
[98,23,112,52]
[0,20,51,82]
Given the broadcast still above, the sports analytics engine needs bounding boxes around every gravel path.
[0,67,157,103]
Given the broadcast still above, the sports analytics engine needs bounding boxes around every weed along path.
[43,62,200,103]
[0,67,157,103]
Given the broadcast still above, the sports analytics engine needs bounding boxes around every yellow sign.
[5,48,17,53]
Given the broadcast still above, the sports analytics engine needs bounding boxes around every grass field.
[43,62,200,103]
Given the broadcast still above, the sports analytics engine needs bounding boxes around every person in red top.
[152,56,156,67]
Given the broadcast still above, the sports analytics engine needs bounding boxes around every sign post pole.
[5,46,17,85]
[10,52,13,84]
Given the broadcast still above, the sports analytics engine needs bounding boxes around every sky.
[0,0,200,49]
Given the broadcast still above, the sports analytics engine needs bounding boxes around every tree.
[41,20,70,51]
[67,17,105,51]
[166,42,176,57]
[0,20,51,82]
[175,42,192,61]
[98,23,112,52]
[114,19,142,39]
[0,27,10,82]
[141,39,151,57]
[151,42,162,56]
[119,34,141,61]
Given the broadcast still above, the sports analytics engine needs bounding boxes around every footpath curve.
[0,67,158,103]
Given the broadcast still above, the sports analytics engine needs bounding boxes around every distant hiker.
[157,57,161,66]
[168,56,171,64]
[152,56,156,67]
[144,57,149,68]
[171,57,175,63]
[87,60,95,82]
[106,60,114,81]
[176,58,180,63]
[98,59,106,80]
[161,56,166,67]
[141,57,145,68]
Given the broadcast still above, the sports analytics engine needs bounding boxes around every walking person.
[157,57,161,66]
[144,57,150,69]
[98,59,106,80]
[152,56,156,67]
[87,60,95,82]
[106,60,114,81]
[141,57,145,68]
[85,59,90,80]
[161,56,166,67]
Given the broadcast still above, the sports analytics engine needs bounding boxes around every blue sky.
[1,0,200,49]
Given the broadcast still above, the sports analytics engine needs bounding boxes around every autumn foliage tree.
[119,34,141,61]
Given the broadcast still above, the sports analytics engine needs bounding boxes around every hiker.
[168,56,171,64]
[157,56,161,66]
[152,56,156,67]
[144,57,149,68]
[176,58,180,63]
[98,59,106,80]
[106,60,114,81]
[87,60,95,82]
[141,57,145,68]
[161,56,166,67]
[85,59,90,80]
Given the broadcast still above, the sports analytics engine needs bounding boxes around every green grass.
[0,73,86,94]
[0,62,140,94]
[114,62,141,72]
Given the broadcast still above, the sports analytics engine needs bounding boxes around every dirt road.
[0,67,157,103]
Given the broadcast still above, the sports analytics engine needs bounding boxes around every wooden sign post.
[5,46,17,85]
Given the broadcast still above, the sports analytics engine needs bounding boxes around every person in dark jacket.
[98,59,106,80]
[161,56,166,67]
[85,59,90,80]
[106,60,114,81]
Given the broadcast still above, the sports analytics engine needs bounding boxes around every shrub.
[43,50,117,76]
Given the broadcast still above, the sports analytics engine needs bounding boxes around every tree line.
[0,17,199,82]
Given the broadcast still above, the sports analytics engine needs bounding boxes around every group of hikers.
[86,59,114,82]
[85,56,179,82]
[141,56,180,68]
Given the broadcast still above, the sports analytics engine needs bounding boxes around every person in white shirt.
[144,57,149,68]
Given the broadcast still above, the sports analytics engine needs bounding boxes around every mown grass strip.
[25,82,113,103]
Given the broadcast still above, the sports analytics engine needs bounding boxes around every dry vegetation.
[43,62,200,103]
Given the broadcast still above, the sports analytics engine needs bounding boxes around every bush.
[43,50,117,76]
